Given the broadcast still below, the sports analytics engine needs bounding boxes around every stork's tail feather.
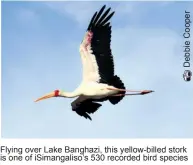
[108,75,126,105]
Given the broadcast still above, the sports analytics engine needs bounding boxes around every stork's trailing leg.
[107,87,154,96]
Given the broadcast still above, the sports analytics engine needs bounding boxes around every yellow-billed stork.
[35,5,154,120]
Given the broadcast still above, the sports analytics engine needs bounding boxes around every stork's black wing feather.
[92,5,106,27]
[87,5,115,84]
[73,100,102,120]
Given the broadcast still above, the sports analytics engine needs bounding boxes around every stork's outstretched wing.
[79,5,115,84]
[72,99,102,120]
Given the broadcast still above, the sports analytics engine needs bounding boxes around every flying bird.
[35,5,154,120]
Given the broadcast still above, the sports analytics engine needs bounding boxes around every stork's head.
[34,90,62,102]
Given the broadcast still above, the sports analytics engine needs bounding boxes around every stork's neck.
[60,91,80,98]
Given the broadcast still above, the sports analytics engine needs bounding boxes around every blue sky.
[2,1,193,138]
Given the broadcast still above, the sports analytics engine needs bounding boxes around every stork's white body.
[76,82,117,97]
[71,82,118,109]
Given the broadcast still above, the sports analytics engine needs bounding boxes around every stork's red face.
[54,90,60,96]
[34,90,60,102]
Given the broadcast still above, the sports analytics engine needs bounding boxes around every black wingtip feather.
[87,12,98,31]
[84,113,92,120]
[96,8,111,26]
[87,5,114,31]
[92,6,106,27]
[100,12,115,27]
